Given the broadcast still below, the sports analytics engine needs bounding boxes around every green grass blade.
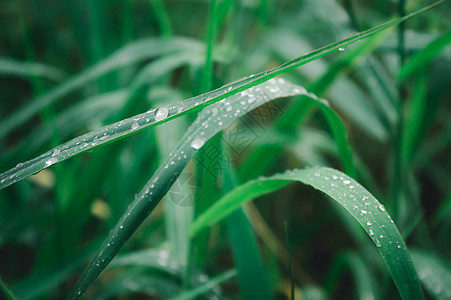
[200,0,217,93]
[152,0,173,37]
[0,57,65,81]
[0,278,17,300]
[168,269,237,300]
[67,78,315,299]
[222,162,273,299]
[325,251,378,299]
[1,2,441,190]
[0,37,203,140]
[0,89,127,167]
[110,249,181,276]
[228,209,273,299]
[91,271,180,299]
[317,99,357,178]
[411,250,451,300]
[398,30,451,81]
[191,166,424,300]
[157,119,193,269]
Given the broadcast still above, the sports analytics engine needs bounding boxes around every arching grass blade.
[191,167,424,300]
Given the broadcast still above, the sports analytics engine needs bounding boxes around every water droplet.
[369,229,375,236]
[191,138,205,149]
[226,106,233,112]
[218,121,223,126]
[120,225,123,229]
[343,180,351,184]
[338,47,346,52]
[269,86,279,93]
[378,204,386,212]
[367,221,372,226]
[45,157,59,167]
[131,121,139,130]
[52,148,60,156]
[155,107,169,121]
[375,239,382,247]
[361,209,368,214]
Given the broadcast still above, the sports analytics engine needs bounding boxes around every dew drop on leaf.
[155,107,169,121]
[375,239,382,247]
[52,148,60,156]
[45,157,59,167]
[190,137,205,149]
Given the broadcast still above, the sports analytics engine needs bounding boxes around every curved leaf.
[67,78,317,299]
[0,57,65,81]
[190,166,424,300]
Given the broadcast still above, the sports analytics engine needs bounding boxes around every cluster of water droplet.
[307,167,401,249]
[0,75,320,191]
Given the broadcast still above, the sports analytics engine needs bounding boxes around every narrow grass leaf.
[110,249,181,276]
[0,37,203,140]
[411,249,451,300]
[168,269,237,300]
[325,251,377,300]
[398,30,451,81]
[191,167,424,300]
[316,99,356,178]
[91,272,180,299]
[157,119,193,268]
[0,278,17,300]
[0,57,65,81]
[1,3,439,190]
[0,90,127,167]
